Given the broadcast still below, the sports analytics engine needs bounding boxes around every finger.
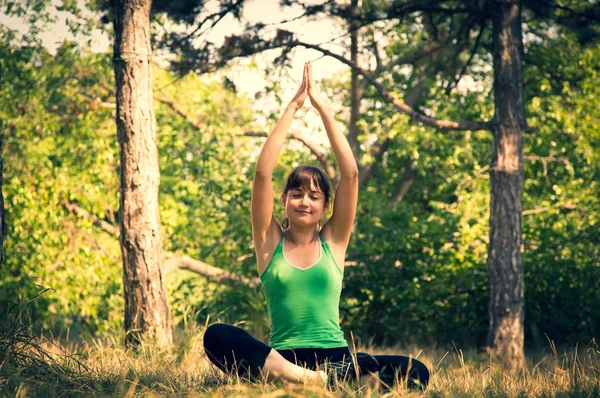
[303,62,308,88]
[307,61,313,88]
[299,63,305,90]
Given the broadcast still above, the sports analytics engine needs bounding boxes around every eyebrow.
[291,188,322,194]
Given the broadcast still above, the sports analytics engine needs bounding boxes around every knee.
[203,323,230,351]
[408,358,430,388]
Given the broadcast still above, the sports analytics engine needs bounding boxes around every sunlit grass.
[2,320,599,397]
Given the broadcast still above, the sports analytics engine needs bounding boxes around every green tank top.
[260,234,347,350]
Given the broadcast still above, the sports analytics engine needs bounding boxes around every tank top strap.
[275,232,284,250]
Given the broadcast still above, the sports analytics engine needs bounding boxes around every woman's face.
[282,182,327,228]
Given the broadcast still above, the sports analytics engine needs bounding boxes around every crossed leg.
[373,354,430,389]
[263,348,327,384]
[203,323,429,389]
[203,323,326,384]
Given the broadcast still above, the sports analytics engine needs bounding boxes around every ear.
[281,193,286,205]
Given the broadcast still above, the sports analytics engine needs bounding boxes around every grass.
[1,318,599,397]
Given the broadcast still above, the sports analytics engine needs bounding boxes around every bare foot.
[360,372,380,389]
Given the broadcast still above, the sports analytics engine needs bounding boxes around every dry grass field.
[2,321,599,397]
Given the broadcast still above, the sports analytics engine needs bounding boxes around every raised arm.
[307,62,359,247]
[251,63,309,270]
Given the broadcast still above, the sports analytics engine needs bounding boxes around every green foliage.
[0,37,265,337]
[342,123,494,346]
[1,9,599,349]
[522,30,600,346]
[168,273,270,342]
[327,20,600,347]
[1,37,123,336]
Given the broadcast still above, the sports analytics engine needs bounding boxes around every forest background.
[0,0,599,381]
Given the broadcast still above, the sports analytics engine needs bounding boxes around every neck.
[284,225,319,245]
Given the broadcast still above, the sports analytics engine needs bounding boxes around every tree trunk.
[113,0,172,348]
[348,0,362,160]
[487,0,525,368]
[0,130,4,265]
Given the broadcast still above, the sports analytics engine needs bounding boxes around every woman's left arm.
[307,62,359,246]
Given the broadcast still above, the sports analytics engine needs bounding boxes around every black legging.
[203,323,429,389]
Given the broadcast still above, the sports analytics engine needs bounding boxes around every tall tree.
[112,0,172,347]
[0,127,4,265]
[102,0,599,364]
[487,0,526,366]
[348,0,363,160]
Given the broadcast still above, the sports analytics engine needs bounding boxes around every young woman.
[203,61,429,390]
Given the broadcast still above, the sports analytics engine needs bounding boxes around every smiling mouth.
[297,211,310,214]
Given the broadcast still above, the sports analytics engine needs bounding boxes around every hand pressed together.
[288,61,327,112]
[288,62,309,110]
[306,61,326,112]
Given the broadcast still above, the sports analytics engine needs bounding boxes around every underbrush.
[1,313,599,397]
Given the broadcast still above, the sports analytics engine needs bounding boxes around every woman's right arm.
[251,63,309,265]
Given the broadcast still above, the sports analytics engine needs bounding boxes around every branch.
[358,136,392,188]
[180,0,241,45]
[382,41,449,74]
[166,27,489,131]
[63,202,259,288]
[155,95,206,130]
[163,253,260,287]
[369,29,383,73]
[522,203,578,216]
[166,29,489,131]
[361,4,484,23]
[388,159,417,210]
[524,154,572,164]
[445,22,485,95]
[291,40,491,132]
[154,93,337,182]
[359,67,433,188]
[80,94,116,111]
[98,102,116,109]
[62,201,118,235]
[243,130,337,185]
[289,131,337,185]
[455,165,490,193]
[524,154,574,176]
[522,207,549,216]
[256,0,480,25]
[524,155,571,162]
[154,95,337,182]
[534,0,600,24]
[386,2,479,18]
